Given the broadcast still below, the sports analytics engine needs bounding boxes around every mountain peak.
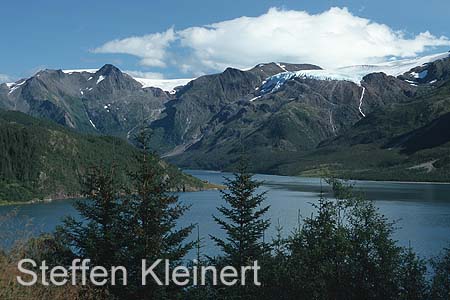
[247,62,322,79]
[97,64,122,76]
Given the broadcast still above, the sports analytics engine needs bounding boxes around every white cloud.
[124,70,164,79]
[0,73,12,84]
[93,7,450,74]
[93,28,176,67]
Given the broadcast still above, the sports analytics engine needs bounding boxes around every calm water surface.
[1,170,450,258]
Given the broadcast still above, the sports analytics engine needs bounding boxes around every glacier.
[257,52,450,95]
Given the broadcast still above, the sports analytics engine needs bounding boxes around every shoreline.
[0,194,80,207]
[349,178,450,185]
[186,168,450,185]
[251,171,450,186]
[298,174,450,185]
[2,169,450,206]
[0,183,224,207]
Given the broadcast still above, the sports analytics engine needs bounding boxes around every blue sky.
[1,0,450,81]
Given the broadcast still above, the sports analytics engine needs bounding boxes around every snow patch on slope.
[275,62,288,72]
[96,75,105,84]
[358,87,366,117]
[7,80,26,94]
[410,70,428,79]
[89,119,97,129]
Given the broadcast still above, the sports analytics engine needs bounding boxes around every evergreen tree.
[58,130,194,299]
[122,130,194,299]
[262,220,291,300]
[212,157,270,266]
[57,164,123,297]
[286,187,349,299]
[211,157,270,299]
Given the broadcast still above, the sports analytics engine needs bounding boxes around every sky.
[1,0,450,82]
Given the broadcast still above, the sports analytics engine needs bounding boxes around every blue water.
[1,170,450,259]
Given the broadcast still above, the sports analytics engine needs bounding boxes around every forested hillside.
[0,110,211,203]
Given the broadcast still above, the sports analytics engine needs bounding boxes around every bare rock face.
[0,65,171,138]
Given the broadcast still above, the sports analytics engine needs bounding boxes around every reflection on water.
[1,170,450,259]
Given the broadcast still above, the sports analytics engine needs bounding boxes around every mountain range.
[1,52,450,182]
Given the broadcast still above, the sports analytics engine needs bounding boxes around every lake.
[1,170,450,259]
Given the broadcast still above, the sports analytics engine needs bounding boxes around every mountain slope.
[2,53,450,181]
[0,110,213,204]
[160,54,450,173]
[149,63,321,152]
[163,71,417,171]
[0,65,172,139]
[273,69,450,182]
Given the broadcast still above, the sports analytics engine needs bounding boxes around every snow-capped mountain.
[0,65,174,136]
[154,52,450,170]
[56,68,194,93]
[256,52,450,96]
[1,52,450,173]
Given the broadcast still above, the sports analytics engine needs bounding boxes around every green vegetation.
[0,110,216,204]
[57,131,194,299]
[208,157,270,299]
[211,158,270,266]
[262,81,450,182]
[3,158,450,299]
[167,65,450,183]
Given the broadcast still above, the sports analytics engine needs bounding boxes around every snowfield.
[257,52,450,95]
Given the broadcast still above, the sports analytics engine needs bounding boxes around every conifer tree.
[211,157,270,299]
[57,164,123,297]
[58,129,194,299]
[122,129,194,299]
[58,165,121,266]
[212,157,270,266]
[285,178,429,300]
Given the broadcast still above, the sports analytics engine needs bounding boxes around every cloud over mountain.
[93,7,450,75]
[0,74,11,83]
[93,28,176,68]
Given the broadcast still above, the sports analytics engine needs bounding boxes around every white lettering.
[17,259,37,286]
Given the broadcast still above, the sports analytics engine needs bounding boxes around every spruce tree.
[212,157,270,266]
[58,129,194,299]
[263,220,291,300]
[57,164,122,297]
[122,129,194,299]
[211,157,270,299]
